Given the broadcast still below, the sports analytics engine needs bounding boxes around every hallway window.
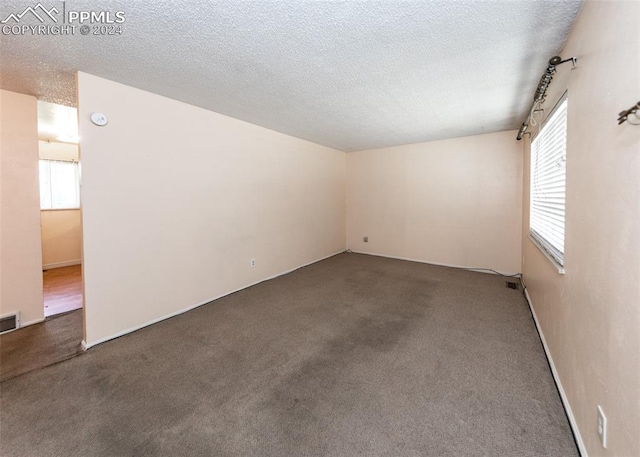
[530,94,568,270]
[39,159,80,210]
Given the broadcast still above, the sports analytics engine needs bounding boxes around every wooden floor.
[43,265,83,317]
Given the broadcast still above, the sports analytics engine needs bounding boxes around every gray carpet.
[0,309,83,383]
[0,253,578,456]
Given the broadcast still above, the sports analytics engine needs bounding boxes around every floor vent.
[506,281,520,290]
[0,313,19,334]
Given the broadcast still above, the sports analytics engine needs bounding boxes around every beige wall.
[39,140,79,161]
[41,210,82,269]
[347,130,523,273]
[0,90,44,326]
[77,72,346,347]
[521,1,639,456]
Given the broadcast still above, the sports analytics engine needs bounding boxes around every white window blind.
[39,160,80,210]
[530,95,568,268]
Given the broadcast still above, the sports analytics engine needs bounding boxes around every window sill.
[528,234,565,275]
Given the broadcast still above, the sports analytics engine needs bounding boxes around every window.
[39,159,80,210]
[529,94,568,270]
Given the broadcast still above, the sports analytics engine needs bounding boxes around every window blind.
[530,95,568,267]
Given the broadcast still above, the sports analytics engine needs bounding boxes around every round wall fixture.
[90,112,108,126]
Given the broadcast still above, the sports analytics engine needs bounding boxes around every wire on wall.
[516,56,576,141]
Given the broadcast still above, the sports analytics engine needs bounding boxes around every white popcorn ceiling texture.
[0,0,582,151]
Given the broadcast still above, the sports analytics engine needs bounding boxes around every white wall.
[77,72,346,347]
[0,90,44,327]
[521,1,639,456]
[347,130,522,273]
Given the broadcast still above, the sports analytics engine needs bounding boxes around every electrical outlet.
[250,259,256,267]
[597,405,607,448]
[363,236,368,242]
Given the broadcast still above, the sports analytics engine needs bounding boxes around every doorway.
[37,101,83,318]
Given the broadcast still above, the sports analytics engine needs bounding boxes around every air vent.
[506,281,520,290]
[0,313,19,334]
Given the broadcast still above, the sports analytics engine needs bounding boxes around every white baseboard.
[348,249,520,277]
[43,260,81,270]
[524,288,587,457]
[20,317,46,327]
[82,249,346,349]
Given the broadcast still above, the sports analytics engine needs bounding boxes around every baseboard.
[43,260,81,270]
[82,249,346,349]
[524,288,588,457]
[348,249,520,277]
[20,317,46,327]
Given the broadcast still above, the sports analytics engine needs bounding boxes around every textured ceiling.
[0,0,582,151]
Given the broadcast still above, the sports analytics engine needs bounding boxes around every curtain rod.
[516,56,576,141]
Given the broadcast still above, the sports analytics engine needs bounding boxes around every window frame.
[528,92,568,274]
